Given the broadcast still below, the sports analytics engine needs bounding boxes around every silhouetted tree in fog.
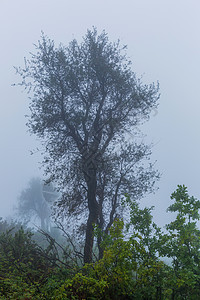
[16,28,160,263]
[17,178,57,231]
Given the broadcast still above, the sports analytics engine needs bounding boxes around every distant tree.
[16,28,160,263]
[17,177,57,231]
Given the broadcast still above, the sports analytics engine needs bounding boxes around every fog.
[0,0,200,226]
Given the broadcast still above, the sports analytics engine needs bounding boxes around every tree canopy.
[16,28,160,263]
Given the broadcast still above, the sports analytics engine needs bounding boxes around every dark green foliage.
[0,224,78,299]
[0,227,50,298]
[1,185,200,299]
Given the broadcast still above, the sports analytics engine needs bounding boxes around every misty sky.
[1,0,200,226]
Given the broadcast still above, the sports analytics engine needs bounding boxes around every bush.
[0,227,53,298]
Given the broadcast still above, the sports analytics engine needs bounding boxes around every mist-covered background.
[1,0,200,226]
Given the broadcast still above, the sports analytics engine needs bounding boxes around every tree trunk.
[97,202,104,260]
[41,217,45,231]
[97,235,104,260]
[83,169,98,264]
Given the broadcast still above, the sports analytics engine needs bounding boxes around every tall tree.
[16,28,160,263]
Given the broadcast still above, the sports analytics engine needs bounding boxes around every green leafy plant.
[160,185,200,298]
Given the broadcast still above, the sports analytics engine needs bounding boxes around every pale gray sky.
[0,0,200,225]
